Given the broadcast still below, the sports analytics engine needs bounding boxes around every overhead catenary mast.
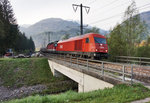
[45,31,53,43]
[72,4,90,35]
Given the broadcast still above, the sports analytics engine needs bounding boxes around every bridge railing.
[48,54,137,85]
[116,56,150,65]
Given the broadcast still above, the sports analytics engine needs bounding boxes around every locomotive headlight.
[96,49,98,51]
[106,50,108,52]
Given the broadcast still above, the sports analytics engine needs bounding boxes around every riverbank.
[0,58,77,101]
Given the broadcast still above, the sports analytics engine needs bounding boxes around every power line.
[139,5,150,11]
[87,0,97,5]
[87,0,130,22]
[93,1,150,16]
[90,12,124,24]
[86,0,126,21]
[88,3,150,25]
[79,0,90,5]
[138,3,150,9]
[92,0,120,13]
[80,0,97,5]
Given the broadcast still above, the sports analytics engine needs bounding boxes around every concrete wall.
[48,60,113,92]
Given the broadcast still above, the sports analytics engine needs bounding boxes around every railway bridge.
[47,54,150,92]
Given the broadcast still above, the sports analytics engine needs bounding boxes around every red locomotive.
[46,41,58,52]
[46,33,108,59]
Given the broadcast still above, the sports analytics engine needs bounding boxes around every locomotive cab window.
[54,43,57,47]
[86,38,89,43]
[94,37,106,44]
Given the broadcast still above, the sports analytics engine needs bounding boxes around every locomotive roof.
[58,33,106,43]
[47,41,58,45]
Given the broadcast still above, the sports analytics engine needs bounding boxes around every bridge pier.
[48,60,113,92]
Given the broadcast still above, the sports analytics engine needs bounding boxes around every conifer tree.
[0,1,4,38]
[29,36,35,51]
[0,0,35,54]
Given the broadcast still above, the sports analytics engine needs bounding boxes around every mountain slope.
[20,18,108,48]
[140,11,150,31]
[20,11,150,49]
[21,18,79,37]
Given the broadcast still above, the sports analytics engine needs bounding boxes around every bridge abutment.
[48,61,64,77]
[48,60,113,92]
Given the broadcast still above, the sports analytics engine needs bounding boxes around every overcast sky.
[9,0,150,30]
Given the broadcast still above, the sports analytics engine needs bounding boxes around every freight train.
[42,33,108,59]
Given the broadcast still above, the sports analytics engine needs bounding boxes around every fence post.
[77,58,79,67]
[52,54,53,60]
[131,65,133,85]
[70,55,72,66]
[139,58,141,65]
[122,65,125,82]
[64,55,65,64]
[116,56,117,62]
[102,62,104,75]
[87,59,89,69]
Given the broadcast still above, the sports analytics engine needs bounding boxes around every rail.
[116,56,150,65]
[48,54,136,85]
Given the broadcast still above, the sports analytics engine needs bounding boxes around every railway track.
[43,53,150,84]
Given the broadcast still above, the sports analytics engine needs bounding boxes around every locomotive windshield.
[94,37,106,44]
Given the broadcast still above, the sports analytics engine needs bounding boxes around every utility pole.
[45,32,52,43]
[43,38,46,48]
[72,4,90,35]
[48,32,50,43]
[80,4,83,36]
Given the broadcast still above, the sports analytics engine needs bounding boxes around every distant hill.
[20,18,108,48]
[19,11,150,48]
[20,18,80,37]
[19,24,31,33]
[140,11,150,31]
[140,11,150,25]
[20,24,31,28]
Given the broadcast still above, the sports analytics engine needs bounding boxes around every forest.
[0,0,35,55]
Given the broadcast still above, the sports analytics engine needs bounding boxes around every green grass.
[1,58,150,103]
[4,84,150,103]
[0,58,57,87]
[0,58,77,93]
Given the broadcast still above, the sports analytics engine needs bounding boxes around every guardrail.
[116,56,150,65]
[48,54,135,85]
